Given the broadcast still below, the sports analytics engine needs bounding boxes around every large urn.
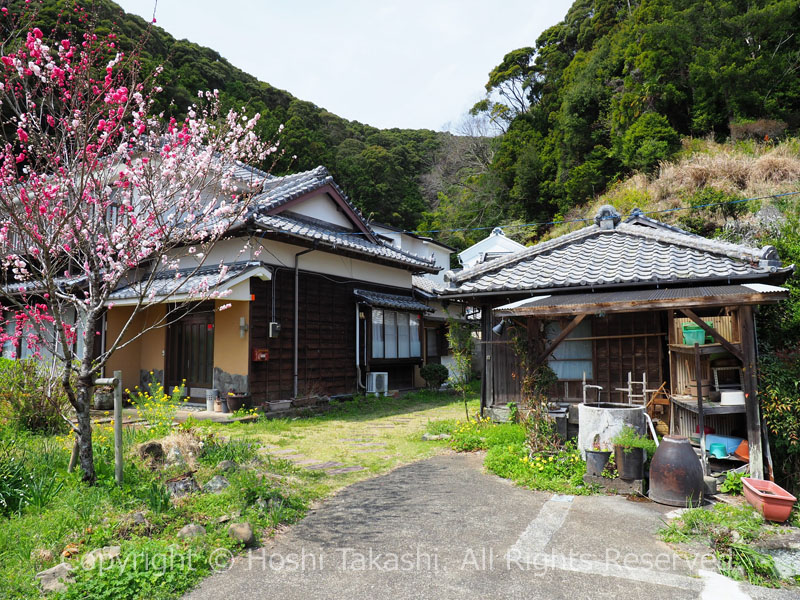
[649,435,704,507]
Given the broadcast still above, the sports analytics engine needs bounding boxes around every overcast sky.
[115,1,573,131]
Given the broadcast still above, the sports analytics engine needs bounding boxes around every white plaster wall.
[288,193,355,229]
[254,238,413,289]
[458,232,526,268]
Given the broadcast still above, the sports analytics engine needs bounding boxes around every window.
[372,309,384,358]
[397,313,410,358]
[371,309,421,360]
[545,319,593,380]
[384,311,397,359]
[410,316,421,357]
[426,328,439,357]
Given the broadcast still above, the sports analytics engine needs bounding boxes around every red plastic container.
[742,478,797,522]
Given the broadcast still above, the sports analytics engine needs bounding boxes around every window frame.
[370,308,422,361]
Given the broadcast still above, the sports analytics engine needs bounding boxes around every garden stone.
[216,460,238,472]
[36,563,74,594]
[82,545,121,569]
[138,441,164,461]
[166,446,186,466]
[421,433,451,441]
[30,548,54,563]
[177,523,206,539]
[203,475,230,493]
[166,475,200,498]
[228,522,256,547]
[130,511,147,525]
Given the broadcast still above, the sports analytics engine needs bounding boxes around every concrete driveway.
[185,453,795,600]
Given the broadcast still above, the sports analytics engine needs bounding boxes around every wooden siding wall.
[250,270,355,402]
[592,313,665,404]
[490,312,666,406]
[249,270,418,403]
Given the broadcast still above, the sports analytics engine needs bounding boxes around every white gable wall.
[286,192,355,230]
[458,230,526,268]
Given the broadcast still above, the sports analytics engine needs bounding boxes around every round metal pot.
[648,435,704,507]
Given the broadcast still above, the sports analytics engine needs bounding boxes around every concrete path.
[185,454,795,600]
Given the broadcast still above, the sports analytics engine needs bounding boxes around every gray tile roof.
[253,214,438,271]
[354,289,433,312]
[2,274,87,295]
[247,166,437,272]
[109,261,268,301]
[443,214,791,296]
[412,275,444,296]
[253,166,351,214]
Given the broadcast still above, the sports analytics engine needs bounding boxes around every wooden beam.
[537,313,587,364]
[739,305,764,479]
[494,292,787,318]
[679,308,744,362]
[695,344,708,476]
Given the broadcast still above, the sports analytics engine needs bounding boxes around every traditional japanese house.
[439,206,794,479]
[103,166,446,403]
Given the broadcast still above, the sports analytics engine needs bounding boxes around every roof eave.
[437,268,794,300]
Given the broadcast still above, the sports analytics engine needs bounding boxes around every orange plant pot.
[742,478,797,522]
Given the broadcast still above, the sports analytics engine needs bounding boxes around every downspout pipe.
[293,247,315,399]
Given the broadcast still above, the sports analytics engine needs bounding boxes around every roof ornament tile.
[595,205,621,230]
[491,227,505,236]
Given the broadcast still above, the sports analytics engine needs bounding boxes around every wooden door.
[166,305,215,392]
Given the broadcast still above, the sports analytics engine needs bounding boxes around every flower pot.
[614,445,645,480]
[585,449,612,477]
[742,478,797,522]
[226,394,248,413]
[93,389,114,411]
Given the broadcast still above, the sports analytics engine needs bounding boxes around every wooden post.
[739,305,764,479]
[67,439,79,473]
[113,370,123,485]
[694,343,708,475]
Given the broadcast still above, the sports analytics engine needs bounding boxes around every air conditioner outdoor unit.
[367,372,389,395]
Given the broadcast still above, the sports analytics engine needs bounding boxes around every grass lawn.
[199,388,481,499]
[0,388,478,600]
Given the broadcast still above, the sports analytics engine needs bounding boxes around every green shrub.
[759,352,800,496]
[128,374,185,435]
[0,358,70,434]
[720,471,745,495]
[620,112,680,172]
[419,363,449,389]
[610,425,657,458]
[485,440,589,494]
[0,441,29,517]
[199,435,258,466]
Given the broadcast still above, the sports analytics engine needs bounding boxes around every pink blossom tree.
[0,7,275,482]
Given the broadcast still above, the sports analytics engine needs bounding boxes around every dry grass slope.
[541,137,800,242]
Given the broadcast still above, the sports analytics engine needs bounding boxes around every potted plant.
[611,425,656,480]
[226,390,249,413]
[585,435,612,477]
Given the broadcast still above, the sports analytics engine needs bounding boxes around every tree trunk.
[74,377,96,484]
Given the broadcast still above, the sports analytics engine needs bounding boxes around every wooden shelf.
[668,343,741,356]
[670,395,746,415]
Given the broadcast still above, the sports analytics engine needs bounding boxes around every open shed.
[440,206,794,479]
